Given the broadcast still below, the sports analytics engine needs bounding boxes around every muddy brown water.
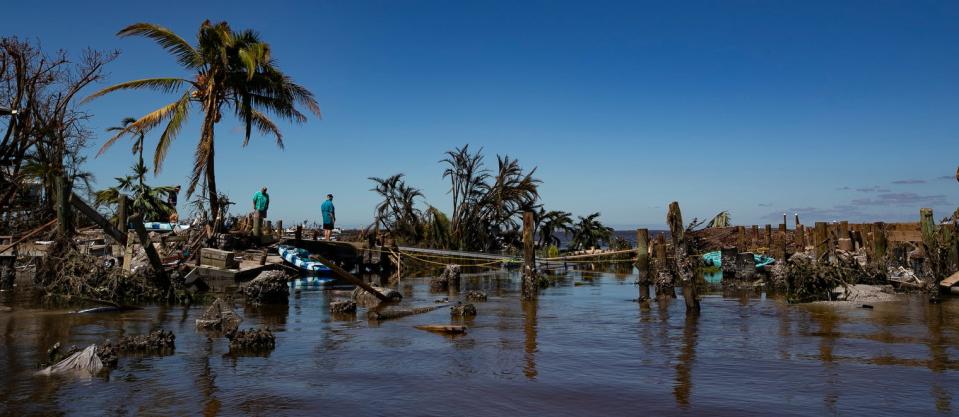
[1,270,958,416]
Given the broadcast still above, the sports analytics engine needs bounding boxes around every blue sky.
[3,0,958,228]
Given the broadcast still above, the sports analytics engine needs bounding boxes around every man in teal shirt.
[321,194,335,240]
[253,187,270,219]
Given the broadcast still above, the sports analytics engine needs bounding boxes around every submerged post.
[654,233,673,299]
[521,211,537,300]
[635,228,651,302]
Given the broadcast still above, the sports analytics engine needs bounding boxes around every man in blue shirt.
[321,194,335,240]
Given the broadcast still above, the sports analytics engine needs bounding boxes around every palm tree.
[84,21,321,220]
[569,212,613,251]
[536,209,573,248]
[368,174,424,244]
[95,164,175,221]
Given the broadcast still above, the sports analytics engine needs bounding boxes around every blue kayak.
[702,251,775,269]
[278,245,332,274]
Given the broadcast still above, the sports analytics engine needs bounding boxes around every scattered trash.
[36,344,103,377]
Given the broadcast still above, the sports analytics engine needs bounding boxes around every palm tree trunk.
[206,130,218,223]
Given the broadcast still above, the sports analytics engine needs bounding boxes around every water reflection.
[673,312,698,408]
[522,298,538,380]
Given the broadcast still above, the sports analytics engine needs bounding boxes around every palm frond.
[118,23,201,68]
[153,91,192,173]
[82,77,190,104]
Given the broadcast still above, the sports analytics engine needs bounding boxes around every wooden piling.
[872,222,887,267]
[795,224,805,251]
[654,233,673,299]
[117,195,128,236]
[636,228,651,301]
[794,213,800,228]
[751,225,759,250]
[765,225,773,250]
[668,202,699,313]
[839,221,849,239]
[737,226,746,251]
[253,211,262,238]
[814,222,828,261]
[55,175,73,236]
[521,211,537,300]
[276,220,283,238]
[295,225,302,241]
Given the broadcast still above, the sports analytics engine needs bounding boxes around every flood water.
[2,269,958,416]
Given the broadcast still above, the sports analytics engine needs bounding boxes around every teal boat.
[702,251,775,270]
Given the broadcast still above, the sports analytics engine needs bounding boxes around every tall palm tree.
[569,212,613,251]
[84,21,321,220]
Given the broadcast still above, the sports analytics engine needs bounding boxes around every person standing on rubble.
[321,194,335,240]
[253,186,270,221]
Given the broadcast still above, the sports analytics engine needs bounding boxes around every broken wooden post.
[814,222,828,262]
[276,220,283,238]
[872,222,887,268]
[69,193,127,245]
[777,223,787,259]
[117,194,128,236]
[721,247,738,279]
[55,174,73,237]
[521,211,537,300]
[839,221,849,240]
[920,208,936,249]
[252,211,262,239]
[751,225,759,250]
[764,225,773,250]
[635,228,651,301]
[737,226,746,251]
[129,214,167,283]
[654,233,673,299]
[795,224,805,251]
[736,252,756,279]
[667,202,699,312]
[295,225,302,241]
[795,213,800,228]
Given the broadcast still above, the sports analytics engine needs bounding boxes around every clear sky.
[3,0,957,229]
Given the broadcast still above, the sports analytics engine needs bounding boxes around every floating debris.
[415,324,467,334]
[368,305,446,321]
[352,286,402,307]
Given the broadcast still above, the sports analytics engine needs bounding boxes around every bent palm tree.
[84,21,321,220]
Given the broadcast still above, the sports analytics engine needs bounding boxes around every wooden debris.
[415,324,467,334]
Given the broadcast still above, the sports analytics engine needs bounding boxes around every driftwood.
[415,324,467,334]
[367,304,447,321]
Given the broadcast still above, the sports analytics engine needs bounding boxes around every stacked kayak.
[702,251,775,269]
[278,245,332,274]
[141,222,191,232]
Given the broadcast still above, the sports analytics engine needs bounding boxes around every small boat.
[278,245,332,274]
[702,251,775,269]
[141,222,191,232]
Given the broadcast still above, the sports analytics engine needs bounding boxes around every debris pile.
[330,299,357,313]
[464,290,488,302]
[228,328,276,352]
[112,329,176,353]
[243,270,291,304]
[351,286,402,307]
[195,298,243,333]
[778,251,889,303]
[430,264,461,291]
[450,302,477,317]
